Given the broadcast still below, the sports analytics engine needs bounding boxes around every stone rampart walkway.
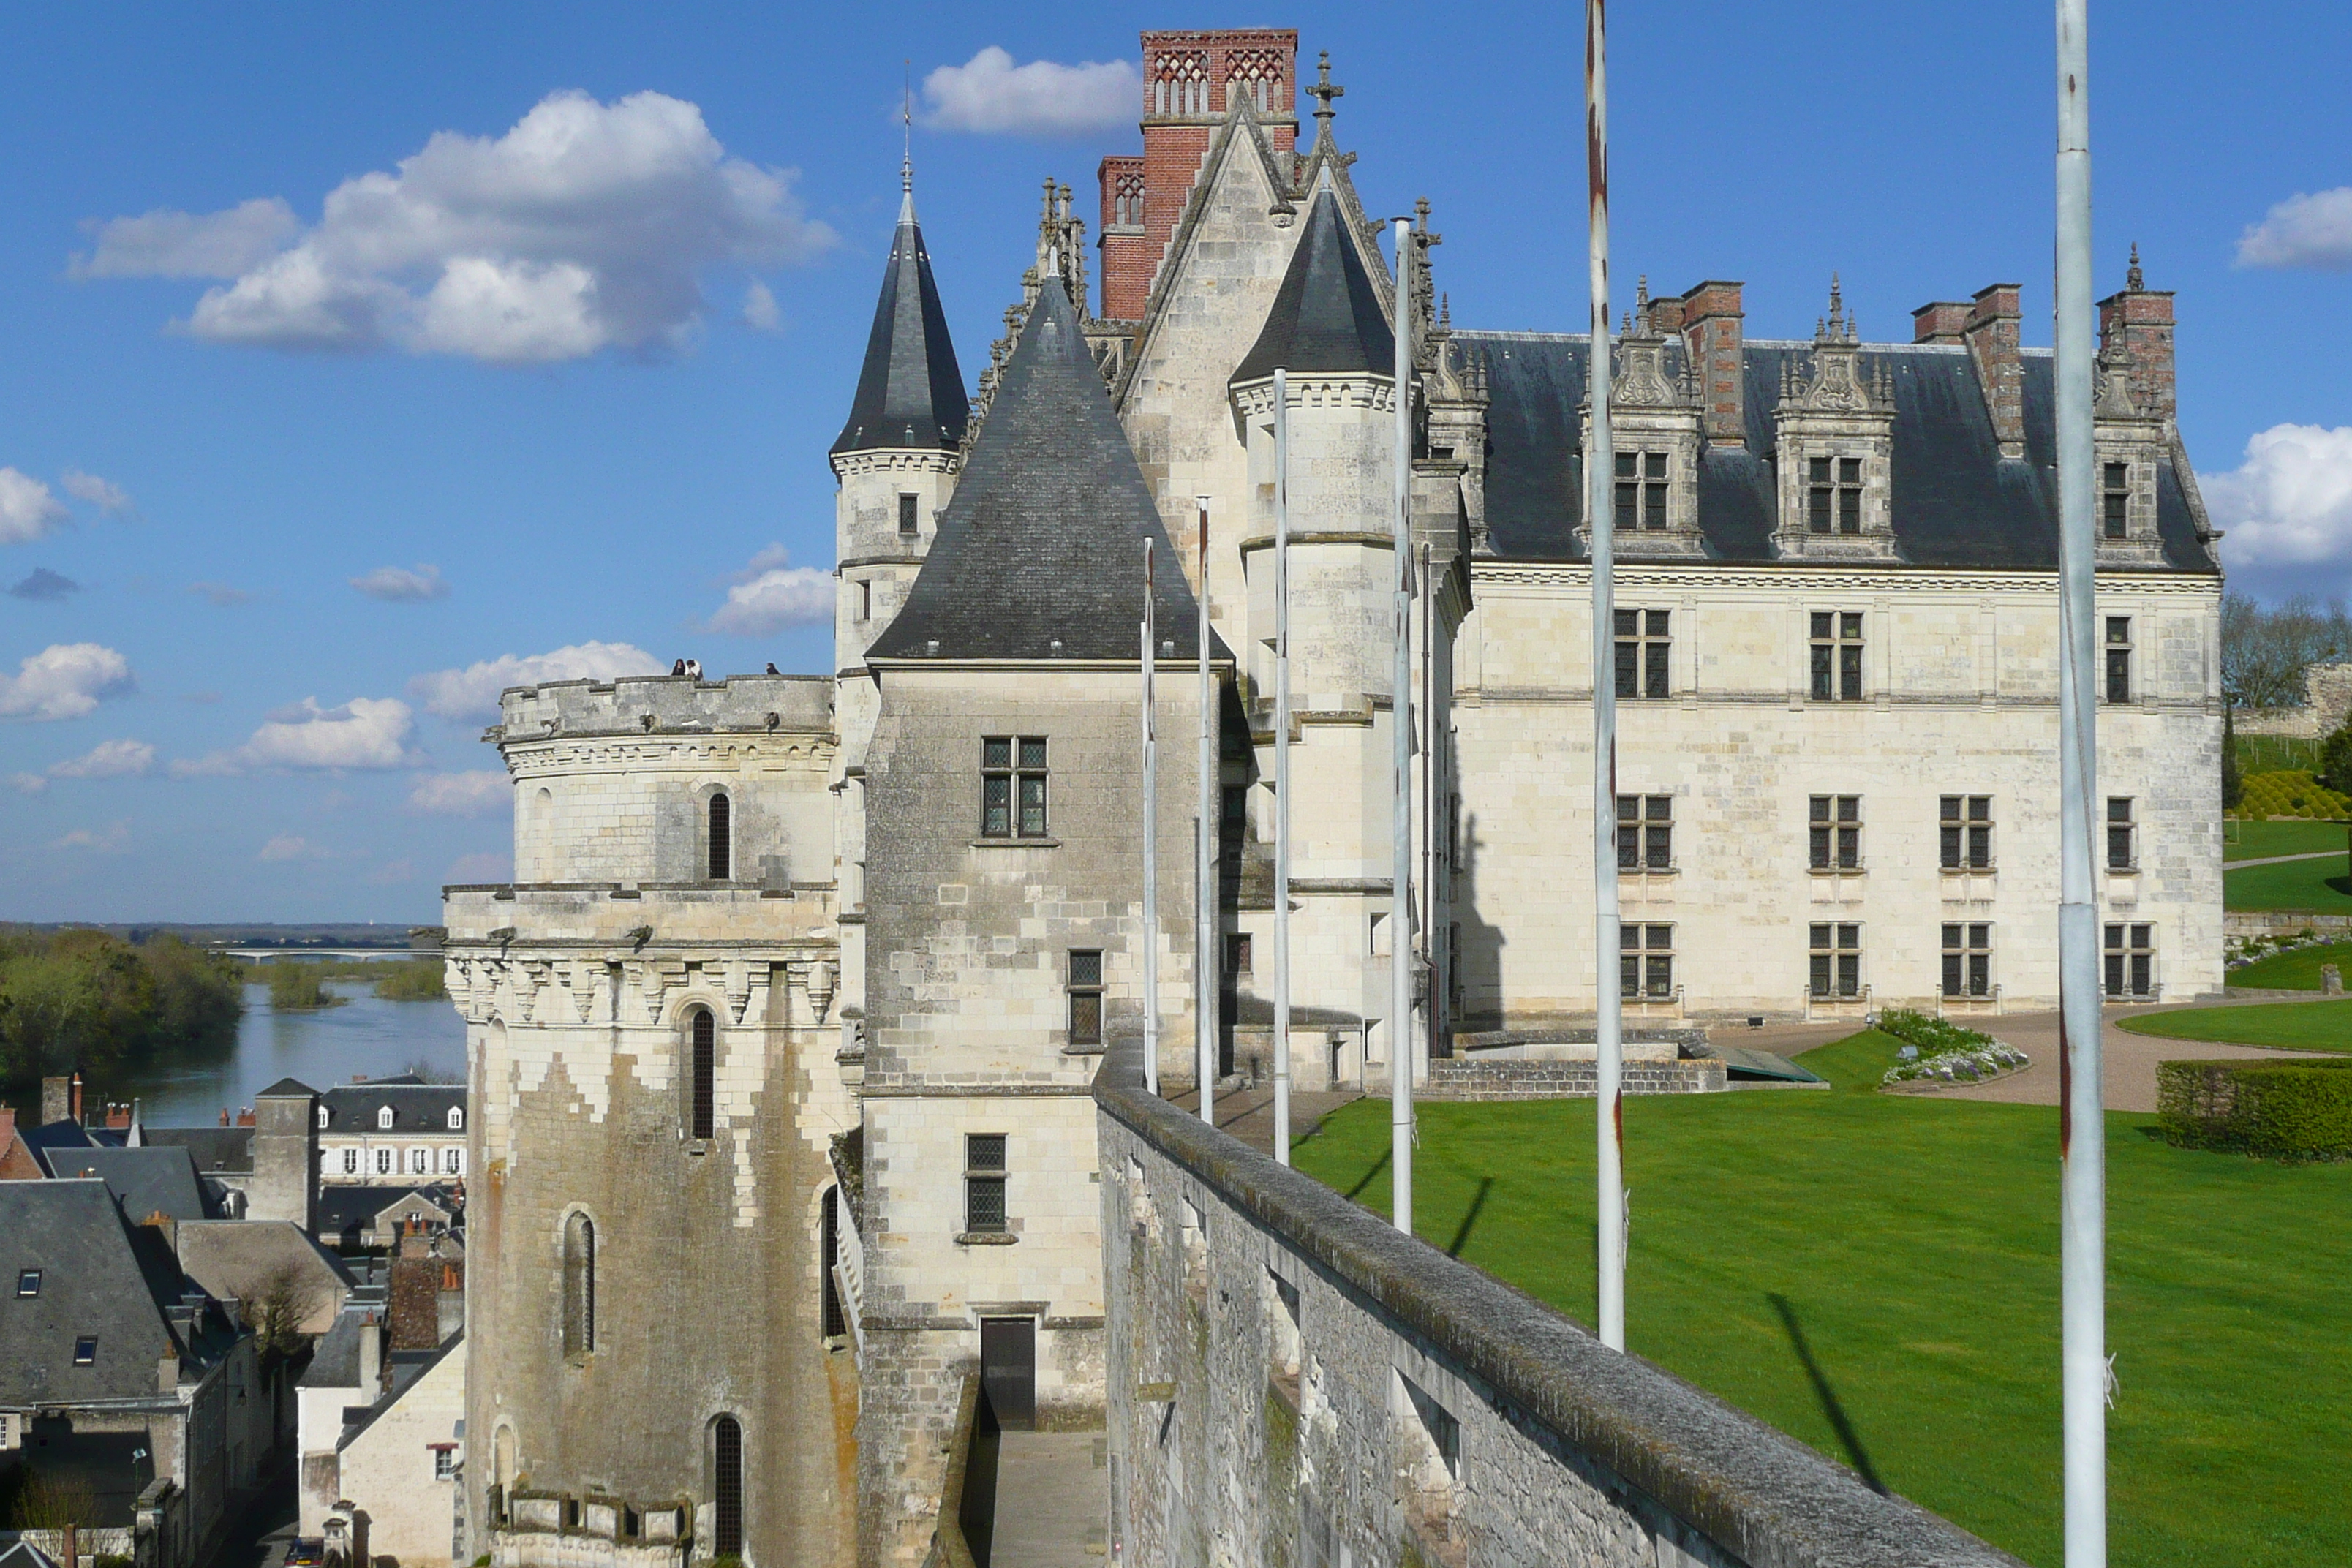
[987,1430,1106,1566]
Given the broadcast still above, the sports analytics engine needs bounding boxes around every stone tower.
[248,1077,319,1229]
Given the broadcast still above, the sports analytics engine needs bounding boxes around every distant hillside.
[13,922,442,950]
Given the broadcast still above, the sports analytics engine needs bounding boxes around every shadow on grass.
[1446,1177,1495,1257]
[1767,1292,1887,1495]
[1343,1148,1391,1202]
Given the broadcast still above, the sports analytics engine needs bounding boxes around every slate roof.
[142,1126,255,1175]
[1232,185,1393,385]
[38,1145,210,1222]
[832,186,970,456]
[316,1183,456,1241]
[320,1081,464,1134]
[867,278,1220,664]
[0,1180,188,1404]
[1460,332,2217,572]
[257,1076,318,1098]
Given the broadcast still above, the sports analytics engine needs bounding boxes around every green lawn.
[2226,939,2352,990]
[2234,734,2323,775]
[1293,1032,2350,1567]
[2117,999,2352,1051]
[2221,818,2351,859]
[2223,853,2352,913]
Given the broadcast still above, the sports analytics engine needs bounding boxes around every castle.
[440,28,2223,1567]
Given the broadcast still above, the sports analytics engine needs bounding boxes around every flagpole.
[2054,0,2106,1561]
[1390,217,1415,1238]
[1586,0,1627,1353]
[1196,498,1218,1126]
[1273,369,1294,1165]
[1142,539,1161,1097]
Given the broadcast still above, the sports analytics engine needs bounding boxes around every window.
[1620,924,1674,999]
[1616,795,1673,872]
[73,1337,97,1365]
[1221,784,1248,845]
[689,1010,716,1140]
[433,1447,458,1482]
[1809,923,1861,999]
[857,579,872,622]
[317,1106,329,1129]
[343,1149,359,1175]
[1809,796,1861,870]
[965,1134,1008,1234]
[448,1107,464,1131]
[562,1212,595,1359]
[707,793,732,880]
[712,1416,745,1558]
[2107,798,2137,871]
[1809,456,1863,535]
[821,1188,847,1339]
[378,1106,395,1131]
[981,736,1049,838]
[1067,951,1104,1047]
[1613,452,1668,531]
[443,1148,464,1175]
[2106,617,2133,704]
[1809,612,1864,701]
[1940,796,1993,871]
[2103,462,2130,540]
[2106,924,2155,998]
[410,1148,429,1175]
[15,1269,38,1298]
[376,1149,394,1175]
[1942,923,1992,998]
[897,493,919,538]
[1225,934,1253,975]
[1613,610,1671,700]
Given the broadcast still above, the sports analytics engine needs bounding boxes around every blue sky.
[3,1,2348,924]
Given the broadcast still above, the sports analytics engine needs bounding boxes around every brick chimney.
[235,1107,256,1128]
[1964,284,2026,459]
[1096,29,1300,320]
[1912,301,1972,344]
[2098,246,2176,427]
[70,1073,83,1126]
[1673,281,1746,447]
[104,1103,131,1131]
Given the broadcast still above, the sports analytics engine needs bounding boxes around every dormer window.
[317,1107,329,1130]
[1615,453,1668,531]
[17,1269,39,1297]
[2103,463,2130,540]
[73,1337,97,1365]
[377,1106,395,1131]
[448,1107,464,1131]
[1809,458,1863,535]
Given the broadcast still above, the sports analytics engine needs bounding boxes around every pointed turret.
[1230,184,1393,386]
[867,278,1208,663]
[832,171,970,456]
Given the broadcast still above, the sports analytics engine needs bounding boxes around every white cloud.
[407,639,663,720]
[742,279,780,331]
[0,643,135,721]
[445,850,513,883]
[189,581,255,606]
[409,770,510,816]
[172,696,417,775]
[88,91,834,363]
[48,738,157,780]
[707,543,831,636]
[10,773,45,795]
[919,47,1141,136]
[2208,424,2352,568]
[2236,189,2352,271]
[0,469,70,545]
[72,197,301,279]
[56,821,129,853]
[258,833,325,862]
[59,470,136,517]
[352,563,451,602]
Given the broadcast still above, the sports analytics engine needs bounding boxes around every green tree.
[2223,705,2244,810]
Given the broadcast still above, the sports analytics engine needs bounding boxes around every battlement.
[493,675,834,743]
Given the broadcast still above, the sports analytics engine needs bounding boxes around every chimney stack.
[1963,284,2025,459]
[235,1107,256,1128]
[358,1313,383,1395]
[70,1073,84,1126]
[1673,281,1746,448]
[2098,246,2176,428]
[1911,301,1972,344]
[42,1077,69,1127]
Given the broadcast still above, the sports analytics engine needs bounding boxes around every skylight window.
[73,1337,97,1365]
[16,1269,39,1297]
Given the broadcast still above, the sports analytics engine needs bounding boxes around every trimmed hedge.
[2237,769,2352,821]
[2157,1057,2352,1159]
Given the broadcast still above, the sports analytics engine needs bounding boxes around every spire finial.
[1828,271,1844,331]
[1309,50,1344,132]
[2127,242,2144,291]
[899,61,916,222]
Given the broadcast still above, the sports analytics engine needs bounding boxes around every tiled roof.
[37,1145,210,1222]
[320,1082,464,1132]
[0,1180,186,1404]
[832,188,970,456]
[1232,185,1393,385]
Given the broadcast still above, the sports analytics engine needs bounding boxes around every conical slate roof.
[831,189,970,456]
[1231,186,1394,385]
[867,279,1214,663]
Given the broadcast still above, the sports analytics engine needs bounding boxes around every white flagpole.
[1586,0,1627,1353]
[1142,539,1160,1097]
[2055,1,2106,1561]
[1390,218,1415,1238]
[1196,498,1218,1126]
[1273,369,1294,1165]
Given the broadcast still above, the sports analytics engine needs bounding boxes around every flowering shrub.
[1876,1006,2029,1085]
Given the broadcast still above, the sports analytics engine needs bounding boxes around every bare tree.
[10,1471,101,1530]
[235,1262,323,1357]
[2222,592,2352,709]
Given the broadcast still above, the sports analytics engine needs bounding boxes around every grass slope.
[1292,1032,2350,1567]
[2223,854,2352,913]
[2117,1000,2352,1051]
[2226,940,2352,991]
[2221,818,2349,859]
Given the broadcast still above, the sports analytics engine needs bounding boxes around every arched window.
[377,1106,394,1131]
[448,1107,464,1131]
[689,1010,716,1140]
[712,1416,743,1558]
[562,1212,595,1359]
[707,793,732,880]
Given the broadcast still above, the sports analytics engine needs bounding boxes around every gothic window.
[708,793,732,881]
[1615,795,1672,872]
[1942,924,1993,998]
[1809,612,1864,701]
[898,493,919,538]
[1940,796,1994,871]
[561,1212,595,1360]
[1620,924,1673,999]
[1809,924,1862,999]
[965,1134,1009,1234]
[688,1009,716,1140]
[1067,951,1104,1047]
[2106,617,2133,704]
[712,1417,744,1558]
[2103,463,2130,540]
[1615,452,1668,531]
[981,736,1049,838]
[1613,609,1670,699]
[1809,796,1862,870]
[1808,457,1863,534]
[2105,924,2155,998]
[2108,797,2137,872]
